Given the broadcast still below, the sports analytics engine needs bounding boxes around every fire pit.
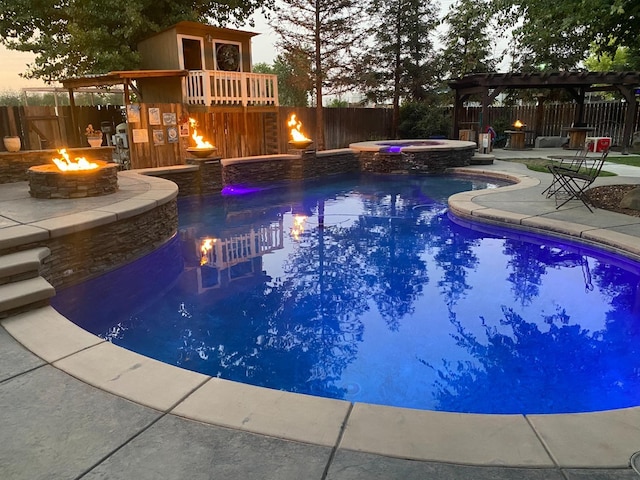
[27,149,119,199]
[504,119,528,150]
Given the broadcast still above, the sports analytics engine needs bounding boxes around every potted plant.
[3,135,21,152]
[85,124,103,147]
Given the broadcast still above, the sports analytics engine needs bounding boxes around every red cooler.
[586,137,611,152]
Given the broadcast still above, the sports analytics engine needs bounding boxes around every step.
[0,247,51,282]
[470,153,495,165]
[0,276,56,316]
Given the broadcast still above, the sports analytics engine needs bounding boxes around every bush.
[398,102,452,139]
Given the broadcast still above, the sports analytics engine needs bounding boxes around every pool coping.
[4,165,640,469]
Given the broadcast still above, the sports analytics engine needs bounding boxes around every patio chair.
[547,148,609,212]
[542,141,593,198]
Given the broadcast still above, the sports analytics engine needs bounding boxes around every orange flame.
[290,215,307,240]
[52,149,99,171]
[189,118,214,148]
[200,238,215,266]
[287,114,311,143]
[513,119,525,129]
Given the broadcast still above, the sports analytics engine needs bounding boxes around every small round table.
[562,127,594,149]
[504,130,526,150]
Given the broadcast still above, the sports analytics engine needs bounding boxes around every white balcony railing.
[185,71,279,107]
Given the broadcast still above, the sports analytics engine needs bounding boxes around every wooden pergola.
[448,71,640,153]
[61,69,187,146]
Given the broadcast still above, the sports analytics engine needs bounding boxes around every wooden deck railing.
[185,71,279,107]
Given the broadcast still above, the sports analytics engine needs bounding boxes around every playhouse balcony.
[185,70,279,107]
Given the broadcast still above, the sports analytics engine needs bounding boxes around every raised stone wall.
[221,150,360,188]
[0,147,115,184]
[222,155,299,186]
[1,199,178,290]
[186,157,223,195]
[359,148,475,174]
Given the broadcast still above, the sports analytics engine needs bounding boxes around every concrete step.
[471,153,495,165]
[0,247,50,284]
[0,276,56,317]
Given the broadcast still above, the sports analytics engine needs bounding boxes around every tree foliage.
[585,46,640,72]
[440,0,497,79]
[397,101,451,139]
[491,0,640,71]
[359,0,439,137]
[269,0,365,148]
[254,52,313,106]
[0,0,273,82]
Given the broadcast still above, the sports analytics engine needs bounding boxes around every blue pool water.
[52,174,640,414]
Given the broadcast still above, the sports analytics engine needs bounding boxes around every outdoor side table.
[562,127,594,149]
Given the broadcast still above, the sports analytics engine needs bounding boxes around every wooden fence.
[0,104,394,168]
[1,102,637,168]
[0,105,126,151]
[457,102,639,145]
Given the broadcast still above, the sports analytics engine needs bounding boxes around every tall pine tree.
[440,0,497,79]
[360,0,439,137]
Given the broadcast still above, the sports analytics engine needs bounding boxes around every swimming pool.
[52,173,640,414]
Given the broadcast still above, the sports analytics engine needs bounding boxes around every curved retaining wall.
[0,172,178,290]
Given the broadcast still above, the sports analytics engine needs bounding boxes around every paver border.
[4,167,640,469]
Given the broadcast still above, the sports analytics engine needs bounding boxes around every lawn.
[607,156,640,167]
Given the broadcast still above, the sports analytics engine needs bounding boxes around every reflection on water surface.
[53,174,640,414]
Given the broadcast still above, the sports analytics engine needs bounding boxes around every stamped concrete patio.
[2,148,640,479]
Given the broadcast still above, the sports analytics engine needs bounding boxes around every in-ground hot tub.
[349,139,477,173]
[27,161,119,199]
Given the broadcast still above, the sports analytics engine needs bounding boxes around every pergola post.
[616,85,637,154]
[67,88,80,147]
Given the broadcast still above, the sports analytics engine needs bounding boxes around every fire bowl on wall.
[187,147,218,158]
[288,139,314,150]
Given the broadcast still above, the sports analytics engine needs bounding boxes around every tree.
[440,0,497,79]
[584,46,640,72]
[491,0,640,71]
[253,51,313,106]
[359,0,439,137]
[269,0,365,149]
[0,0,273,82]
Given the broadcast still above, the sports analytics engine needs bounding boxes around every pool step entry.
[0,247,55,318]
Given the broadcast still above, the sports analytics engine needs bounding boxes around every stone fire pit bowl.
[27,161,119,199]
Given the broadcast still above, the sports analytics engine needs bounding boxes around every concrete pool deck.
[2,148,640,479]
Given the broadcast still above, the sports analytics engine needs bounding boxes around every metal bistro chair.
[547,148,609,212]
[542,141,593,198]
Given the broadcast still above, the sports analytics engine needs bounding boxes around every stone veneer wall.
[27,163,119,199]
[222,150,361,187]
[0,147,115,184]
[1,199,177,290]
[222,155,300,186]
[186,157,223,195]
[358,148,475,174]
